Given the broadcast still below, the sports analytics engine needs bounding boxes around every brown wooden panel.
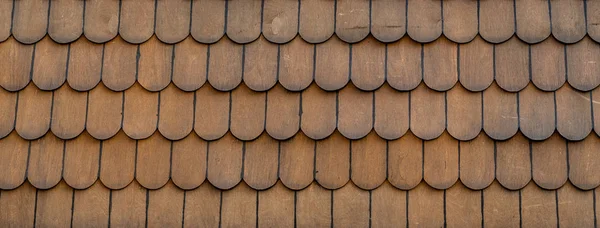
[279,37,313,91]
[351,132,386,190]
[351,36,385,91]
[0,88,16,139]
[136,133,171,189]
[194,85,230,140]
[207,133,243,190]
[138,36,173,92]
[72,181,110,227]
[296,182,332,227]
[423,36,458,91]
[408,182,444,227]
[519,83,556,140]
[83,0,119,43]
[315,36,349,91]
[594,86,600,136]
[531,36,566,91]
[32,36,68,90]
[532,133,568,190]
[156,0,190,44]
[221,182,257,228]
[230,84,266,141]
[566,37,600,91]
[0,0,12,42]
[183,183,221,227]
[479,0,515,43]
[35,181,73,227]
[460,133,495,190]
[316,132,350,190]
[226,0,261,43]
[442,0,477,43]
[262,0,299,44]
[483,181,520,228]
[0,37,33,91]
[556,85,592,141]
[15,84,52,140]
[51,85,86,139]
[569,134,600,190]
[99,131,136,190]
[171,133,207,190]
[148,182,184,228]
[407,0,442,43]
[333,182,369,227]
[300,84,336,140]
[374,84,409,140]
[279,132,314,190]
[123,83,159,140]
[27,133,64,189]
[102,36,137,91]
[0,132,29,190]
[86,83,122,140]
[190,0,226,43]
[243,133,279,190]
[119,0,154,44]
[388,132,422,190]
[110,181,147,227]
[371,181,407,227]
[0,182,36,227]
[551,0,586,43]
[207,36,243,91]
[48,0,83,43]
[495,36,530,92]
[446,84,482,141]
[515,0,551,43]
[172,37,208,91]
[521,182,557,227]
[410,83,445,140]
[258,182,295,227]
[12,0,48,44]
[335,0,369,43]
[483,82,519,140]
[338,84,373,139]
[459,36,494,91]
[298,0,335,43]
[371,0,406,43]
[266,84,300,140]
[589,0,600,42]
[67,37,102,91]
[496,133,531,190]
[63,132,100,189]
[424,132,459,189]
[243,36,278,91]
[557,182,595,227]
[446,182,481,227]
[387,37,421,91]
[158,84,194,140]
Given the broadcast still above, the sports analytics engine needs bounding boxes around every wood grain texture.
[102,36,137,91]
[407,0,442,43]
[171,133,207,190]
[589,0,600,42]
[243,36,278,91]
[371,181,407,227]
[31,36,68,91]
[374,84,409,140]
[83,0,119,43]
[338,84,373,139]
[296,182,332,227]
[566,37,600,91]
[63,132,100,189]
[15,84,52,140]
[72,181,110,227]
[0,0,12,42]
[515,0,551,43]
[0,182,36,227]
[298,0,335,43]
[483,82,519,140]
[172,37,208,91]
[550,0,586,44]
[495,36,530,92]
[0,37,33,92]
[335,0,369,43]
[314,35,349,91]
[569,135,600,190]
[262,0,299,44]
[258,182,295,227]
[442,0,477,43]
[207,36,243,91]
[86,83,122,140]
[243,133,279,190]
[556,85,592,141]
[123,83,159,140]
[183,183,221,227]
[266,84,300,140]
[67,37,103,91]
[408,182,444,227]
[460,133,495,190]
[156,0,191,44]
[459,36,494,92]
[136,133,171,189]
[410,83,445,140]
[51,85,86,139]
[483,181,520,228]
[351,36,385,91]
[519,83,556,140]
[371,0,406,43]
[446,84,482,141]
[387,37,422,91]
[446,182,481,227]
[190,0,226,43]
[531,36,566,91]
[99,131,136,190]
[351,132,386,190]
[279,132,314,190]
[333,182,370,227]
[158,84,194,140]
[27,133,63,189]
[119,0,155,44]
[226,0,261,44]
[207,133,243,190]
[35,181,73,227]
[221,182,257,228]
[388,132,422,190]
[110,180,147,228]
[557,182,595,227]
[12,0,49,44]
[137,36,173,92]
[279,37,313,91]
[147,182,184,228]
[0,132,29,190]
[532,133,568,190]
[594,86,600,136]
[423,36,458,91]
[48,0,84,43]
[230,84,266,141]
[496,133,531,190]
[300,84,336,140]
[521,181,557,227]
[479,0,515,43]
[0,88,16,139]
[194,85,230,140]
[315,132,350,190]
[424,132,459,189]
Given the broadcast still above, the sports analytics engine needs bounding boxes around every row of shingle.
[1,0,599,45]
[1,127,598,191]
